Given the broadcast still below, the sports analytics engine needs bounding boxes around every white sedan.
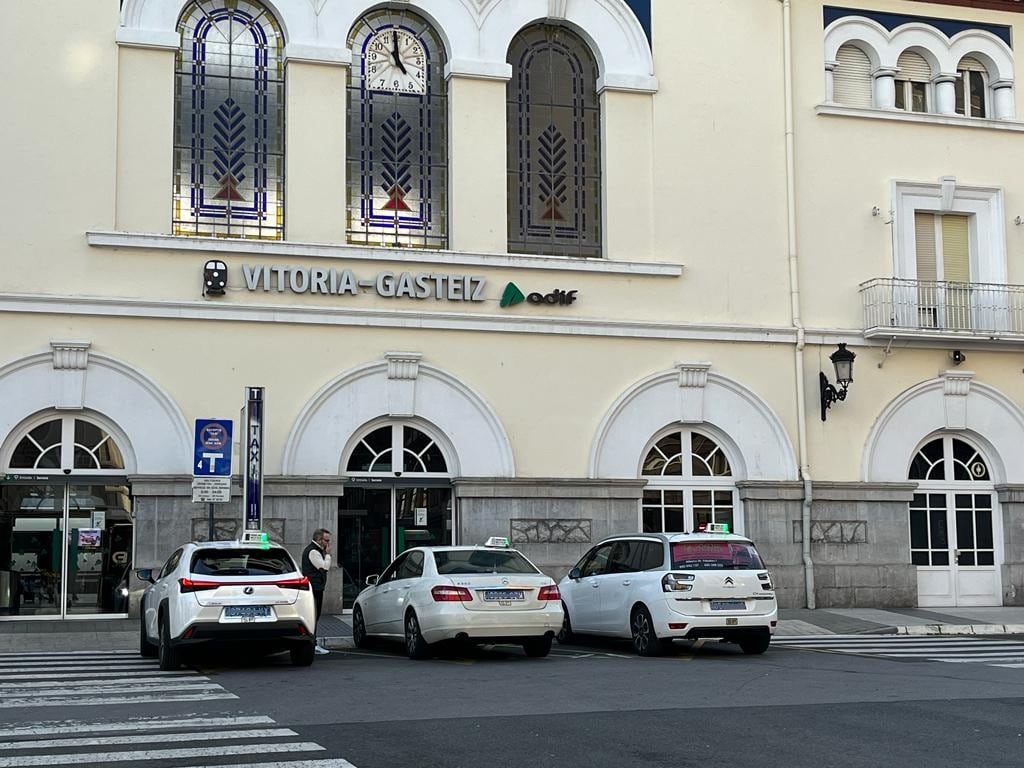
[352,539,563,659]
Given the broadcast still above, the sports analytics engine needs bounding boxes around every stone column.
[932,74,958,115]
[872,68,898,109]
[824,61,836,103]
[992,81,1016,120]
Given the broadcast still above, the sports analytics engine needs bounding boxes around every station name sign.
[242,264,487,302]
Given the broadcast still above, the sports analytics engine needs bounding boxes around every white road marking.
[0,662,157,670]
[0,682,222,698]
[0,728,298,751]
[0,692,238,709]
[0,716,274,739]
[0,670,195,682]
[0,742,324,766]
[170,762,358,768]
[993,663,1024,668]
[774,635,1024,670]
[0,652,136,659]
[0,676,207,689]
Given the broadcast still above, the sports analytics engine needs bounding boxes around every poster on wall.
[91,510,106,529]
[77,529,102,548]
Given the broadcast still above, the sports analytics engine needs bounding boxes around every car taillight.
[178,578,220,593]
[538,585,560,601]
[273,576,310,591]
[432,585,473,602]
[662,573,694,592]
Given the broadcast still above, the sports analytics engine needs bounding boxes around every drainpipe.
[780,0,815,608]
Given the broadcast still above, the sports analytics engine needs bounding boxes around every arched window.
[173,1,285,240]
[955,56,990,118]
[833,44,873,107]
[7,417,125,473]
[347,10,447,249]
[640,429,737,534]
[507,25,601,258]
[895,50,932,113]
[346,424,449,476]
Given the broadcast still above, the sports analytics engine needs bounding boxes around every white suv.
[137,536,317,669]
[557,531,777,656]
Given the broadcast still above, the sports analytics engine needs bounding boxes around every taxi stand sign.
[191,419,233,504]
[242,387,265,532]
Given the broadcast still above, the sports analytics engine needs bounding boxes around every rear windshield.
[434,550,539,575]
[670,541,764,571]
[190,547,295,576]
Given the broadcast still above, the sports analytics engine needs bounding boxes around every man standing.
[301,528,332,655]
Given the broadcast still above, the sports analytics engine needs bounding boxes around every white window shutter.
[958,56,986,73]
[897,51,932,82]
[914,212,938,281]
[942,215,970,283]
[834,45,873,107]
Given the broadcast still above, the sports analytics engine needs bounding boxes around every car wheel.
[556,602,575,645]
[157,612,181,671]
[352,606,369,649]
[290,640,315,666]
[737,629,771,655]
[523,635,553,658]
[404,610,431,660]
[139,613,157,659]
[630,606,664,657]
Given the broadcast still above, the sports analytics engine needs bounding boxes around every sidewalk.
[777,606,1024,636]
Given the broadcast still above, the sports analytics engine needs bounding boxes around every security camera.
[394,471,402,477]
[62,468,72,475]
[951,350,966,365]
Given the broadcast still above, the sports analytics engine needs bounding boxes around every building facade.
[2,0,1024,619]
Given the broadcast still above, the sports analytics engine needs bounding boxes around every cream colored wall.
[285,62,348,243]
[602,90,654,263]
[1,1,119,292]
[116,45,175,235]
[792,0,1024,330]
[448,76,507,254]
[0,313,798,481]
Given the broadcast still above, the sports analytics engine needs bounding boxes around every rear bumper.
[420,606,563,644]
[173,620,314,646]
[651,599,778,637]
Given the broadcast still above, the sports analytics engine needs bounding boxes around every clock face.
[366,28,427,94]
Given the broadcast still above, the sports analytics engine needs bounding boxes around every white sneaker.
[314,644,330,655]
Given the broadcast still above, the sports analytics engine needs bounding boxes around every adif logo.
[500,282,578,308]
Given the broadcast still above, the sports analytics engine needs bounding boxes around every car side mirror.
[135,568,155,584]
[568,567,582,581]
[365,574,379,586]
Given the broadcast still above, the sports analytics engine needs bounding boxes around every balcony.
[860,278,1024,341]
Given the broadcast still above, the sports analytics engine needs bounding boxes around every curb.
[895,623,1024,636]
[322,636,355,650]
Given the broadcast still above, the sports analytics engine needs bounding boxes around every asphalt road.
[3,636,1024,767]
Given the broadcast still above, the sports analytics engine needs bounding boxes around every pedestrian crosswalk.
[0,650,358,767]
[0,713,357,767]
[0,650,235,709]
[774,634,1024,669]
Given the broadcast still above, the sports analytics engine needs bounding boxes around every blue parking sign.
[194,419,233,476]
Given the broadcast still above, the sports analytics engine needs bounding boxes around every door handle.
[622,580,631,586]
[591,582,599,588]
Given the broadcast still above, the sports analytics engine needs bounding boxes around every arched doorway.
[1,414,133,618]
[909,434,1002,606]
[338,421,454,608]
[639,427,742,535]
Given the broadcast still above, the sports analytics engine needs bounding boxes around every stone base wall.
[740,481,919,609]
[999,486,1024,606]
[454,479,646,582]
[130,475,346,613]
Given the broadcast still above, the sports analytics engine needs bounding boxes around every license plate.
[710,600,747,611]
[224,605,272,618]
[483,590,525,602]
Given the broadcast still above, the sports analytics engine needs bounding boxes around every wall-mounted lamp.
[1015,216,1023,226]
[951,349,967,366]
[203,260,227,297]
[820,343,856,421]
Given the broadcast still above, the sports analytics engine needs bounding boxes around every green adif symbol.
[500,282,526,308]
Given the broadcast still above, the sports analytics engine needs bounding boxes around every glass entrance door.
[339,484,453,609]
[0,480,133,617]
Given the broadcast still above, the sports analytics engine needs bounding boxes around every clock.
[365,27,427,94]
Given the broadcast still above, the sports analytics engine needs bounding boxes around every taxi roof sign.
[483,536,510,548]
[704,523,730,534]
[242,531,270,547]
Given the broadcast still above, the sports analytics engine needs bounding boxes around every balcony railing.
[860,278,1024,339]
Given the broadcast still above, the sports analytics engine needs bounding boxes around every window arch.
[346,9,448,249]
[345,423,450,476]
[507,24,601,258]
[7,416,126,473]
[173,1,285,240]
[640,428,738,534]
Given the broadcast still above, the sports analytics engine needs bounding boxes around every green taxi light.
[484,536,510,548]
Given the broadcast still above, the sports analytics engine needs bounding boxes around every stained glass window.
[173,1,285,240]
[507,25,601,258]
[347,10,448,249]
[346,424,449,475]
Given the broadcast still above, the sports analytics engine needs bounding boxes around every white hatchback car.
[558,530,778,656]
[137,534,317,669]
[352,539,563,659]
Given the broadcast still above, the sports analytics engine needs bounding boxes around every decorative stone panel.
[190,517,285,543]
[792,520,868,544]
[511,518,592,544]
